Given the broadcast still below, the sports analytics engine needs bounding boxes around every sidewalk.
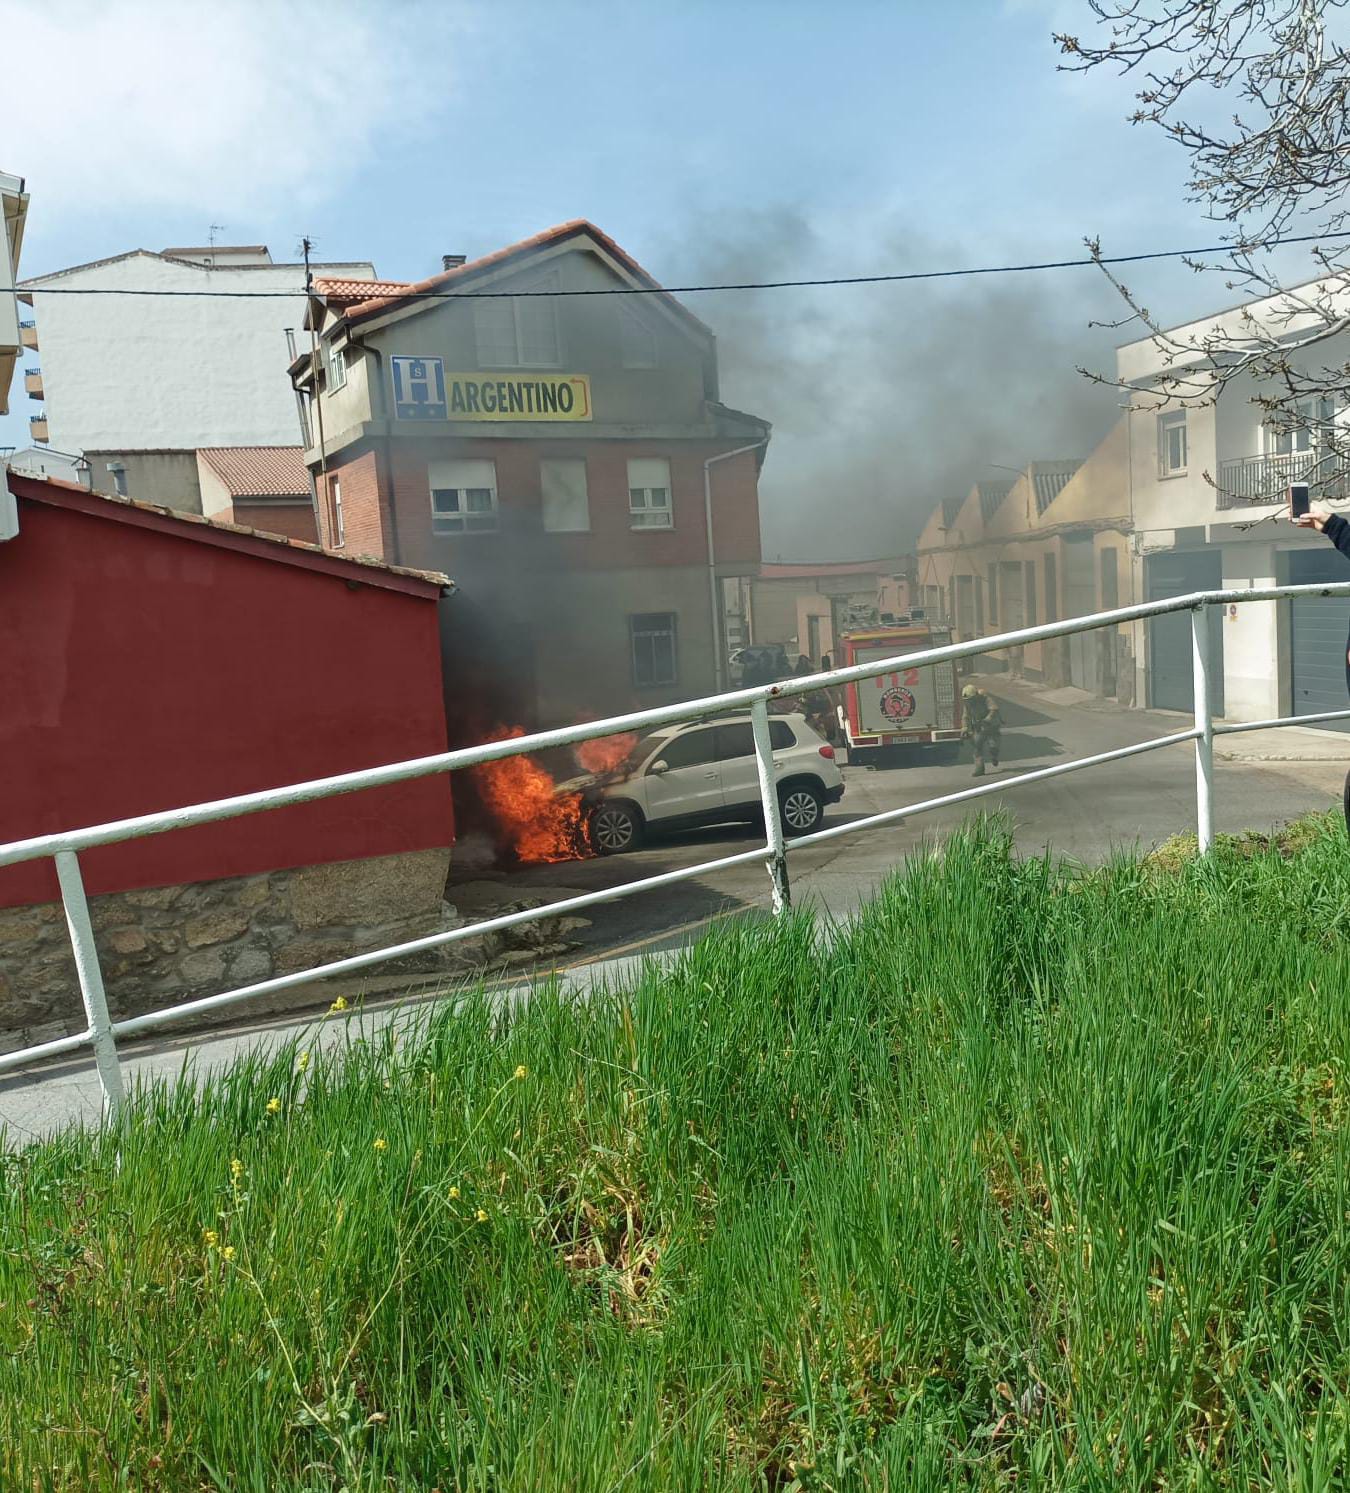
[0,950,673,1146]
[1011,677,1350,763]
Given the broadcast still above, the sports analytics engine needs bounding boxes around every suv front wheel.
[589,801,644,855]
[778,782,825,835]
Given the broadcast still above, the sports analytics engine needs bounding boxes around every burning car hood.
[553,768,631,798]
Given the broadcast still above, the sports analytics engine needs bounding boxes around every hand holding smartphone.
[1290,483,1311,519]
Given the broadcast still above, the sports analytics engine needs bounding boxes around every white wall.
[24,252,374,453]
[1220,542,1281,720]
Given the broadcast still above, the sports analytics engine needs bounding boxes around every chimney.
[442,254,467,271]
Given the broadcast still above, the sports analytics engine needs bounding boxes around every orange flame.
[471,728,593,865]
[575,732,638,775]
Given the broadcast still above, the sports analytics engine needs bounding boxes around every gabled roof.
[1032,461,1082,515]
[339,219,711,337]
[197,447,309,499]
[313,276,419,307]
[6,471,452,598]
[977,480,1014,523]
[21,250,374,285]
[940,497,963,529]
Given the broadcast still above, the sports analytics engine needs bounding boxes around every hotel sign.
[391,357,592,422]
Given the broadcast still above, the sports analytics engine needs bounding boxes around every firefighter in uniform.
[961,684,1002,777]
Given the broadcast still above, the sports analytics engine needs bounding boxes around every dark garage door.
[1289,548,1350,729]
[1146,550,1224,716]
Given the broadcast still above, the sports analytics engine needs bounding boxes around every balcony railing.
[1215,450,1350,509]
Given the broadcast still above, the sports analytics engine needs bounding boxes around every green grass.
[5,815,1350,1490]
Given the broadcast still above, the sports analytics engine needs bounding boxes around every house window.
[620,306,658,368]
[107,463,128,497]
[540,457,589,532]
[628,457,673,529]
[630,611,678,687]
[429,458,498,534]
[327,342,347,392]
[330,476,345,548]
[472,271,561,368]
[1158,409,1187,476]
[1264,396,1336,456]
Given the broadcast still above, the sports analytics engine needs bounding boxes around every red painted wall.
[0,483,453,908]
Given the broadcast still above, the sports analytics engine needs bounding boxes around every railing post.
[750,699,792,915]
[1191,605,1215,853]
[54,850,125,1119]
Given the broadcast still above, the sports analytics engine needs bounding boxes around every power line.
[19,229,1350,301]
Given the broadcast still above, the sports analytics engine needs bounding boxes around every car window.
[769,720,796,749]
[655,728,718,771]
[715,723,755,760]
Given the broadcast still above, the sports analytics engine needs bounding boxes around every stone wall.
[0,849,459,1054]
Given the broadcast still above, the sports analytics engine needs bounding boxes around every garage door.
[1063,537,1096,691]
[1145,550,1224,715]
[1288,548,1350,729]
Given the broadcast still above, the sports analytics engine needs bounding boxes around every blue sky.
[2,0,1311,553]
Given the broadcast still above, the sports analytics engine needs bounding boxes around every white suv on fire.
[567,712,845,855]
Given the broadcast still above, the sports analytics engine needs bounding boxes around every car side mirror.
[648,759,669,775]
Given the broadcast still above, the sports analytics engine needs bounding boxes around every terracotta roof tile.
[197,446,310,498]
[313,276,414,306]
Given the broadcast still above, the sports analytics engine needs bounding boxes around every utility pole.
[302,235,331,545]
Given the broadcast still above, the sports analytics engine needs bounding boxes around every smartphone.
[1290,483,1311,519]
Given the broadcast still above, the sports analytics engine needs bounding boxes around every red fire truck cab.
[839,622,963,765]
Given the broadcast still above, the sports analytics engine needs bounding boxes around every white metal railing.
[3,582,1350,1119]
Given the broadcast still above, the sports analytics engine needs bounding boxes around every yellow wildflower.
[448,1186,461,1200]
[475,1209,489,1224]
[297,1050,311,1072]
[221,1246,237,1262]
[265,1097,282,1116]
[229,1158,245,1181]
[513,1064,528,1081]
[329,996,348,1013]
[203,1229,219,1248]
[373,1137,388,1153]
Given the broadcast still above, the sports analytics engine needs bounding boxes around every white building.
[18,244,376,510]
[0,170,29,419]
[1120,278,1350,728]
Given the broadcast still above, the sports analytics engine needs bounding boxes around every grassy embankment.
[4,816,1350,1490]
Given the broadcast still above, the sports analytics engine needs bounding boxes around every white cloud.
[1,0,460,217]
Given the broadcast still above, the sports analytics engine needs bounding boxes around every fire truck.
[837,618,963,764]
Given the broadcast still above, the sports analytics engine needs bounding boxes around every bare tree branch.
[1059,2,1350,506]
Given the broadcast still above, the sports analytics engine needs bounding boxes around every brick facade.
[320,450,387,558]
[232,501,318,544]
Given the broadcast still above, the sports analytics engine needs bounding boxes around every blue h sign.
[391,356,447,420]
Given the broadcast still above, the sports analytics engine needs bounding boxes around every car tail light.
[818,745,836,759]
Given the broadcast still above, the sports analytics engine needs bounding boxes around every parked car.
[558,712,845,855]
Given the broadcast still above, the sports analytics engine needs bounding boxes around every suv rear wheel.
[589,801,644,855]
[778,782,825,835]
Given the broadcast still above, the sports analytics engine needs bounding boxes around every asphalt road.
[482,678,1350,964]
[6,677,1347,1141]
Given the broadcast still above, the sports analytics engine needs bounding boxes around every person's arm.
[1295,507,1350,560]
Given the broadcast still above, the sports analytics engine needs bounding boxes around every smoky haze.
[668,209,1123,560]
